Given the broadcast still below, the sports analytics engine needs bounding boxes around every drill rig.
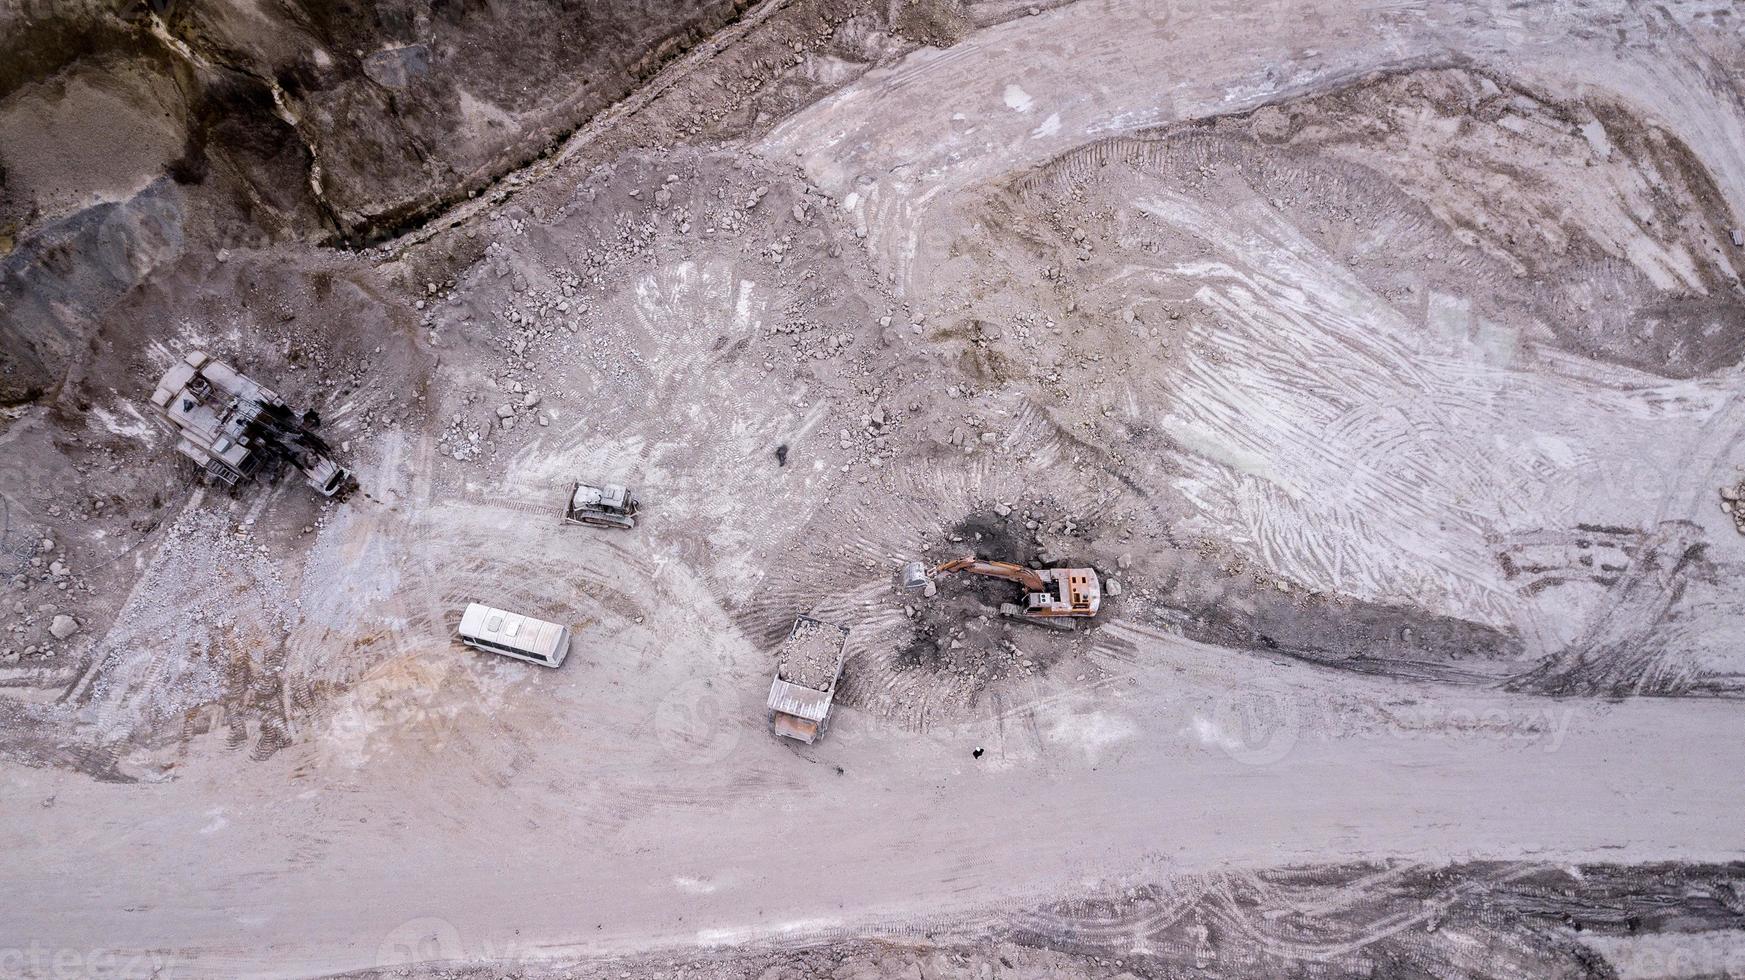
[149,351,351,497]
[903,555,1102,624]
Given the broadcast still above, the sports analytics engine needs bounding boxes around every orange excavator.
[902,556,1102,624]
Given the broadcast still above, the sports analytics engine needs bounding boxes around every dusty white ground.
[8,645,1745,977]
[3,0,1745,976]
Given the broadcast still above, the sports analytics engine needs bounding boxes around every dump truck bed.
[775,616,848,691]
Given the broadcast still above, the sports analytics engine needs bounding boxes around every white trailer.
[457,602,571,668]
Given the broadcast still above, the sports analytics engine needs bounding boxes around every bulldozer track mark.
[448,489,560,521]
[1507,520,1728,696]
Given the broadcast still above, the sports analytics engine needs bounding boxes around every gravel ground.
[1,0,1743,975]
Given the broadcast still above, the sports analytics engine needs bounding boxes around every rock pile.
[3,534,93,664]
[1722,479,1745,535]
[777,617,848,690]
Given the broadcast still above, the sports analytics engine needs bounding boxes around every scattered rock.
[48,615,79,640]
[1723,480,1745,535]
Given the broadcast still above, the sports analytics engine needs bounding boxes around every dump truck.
[563,482,639,529]
[766,615,849,744]
[149,351,350,497]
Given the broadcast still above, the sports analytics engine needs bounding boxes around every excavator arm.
[919,555,1102,619]
[932,556,1048,592]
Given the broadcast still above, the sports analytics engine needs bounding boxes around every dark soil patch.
[893,508,1089,682]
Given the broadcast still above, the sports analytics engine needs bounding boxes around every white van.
[457,602,571,668]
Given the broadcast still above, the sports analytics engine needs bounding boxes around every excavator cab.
[1051,568,1100,615]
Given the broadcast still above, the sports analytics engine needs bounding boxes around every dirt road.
[4,630,1744,976]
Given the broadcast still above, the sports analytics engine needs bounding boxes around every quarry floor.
[3,0,1745,976]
